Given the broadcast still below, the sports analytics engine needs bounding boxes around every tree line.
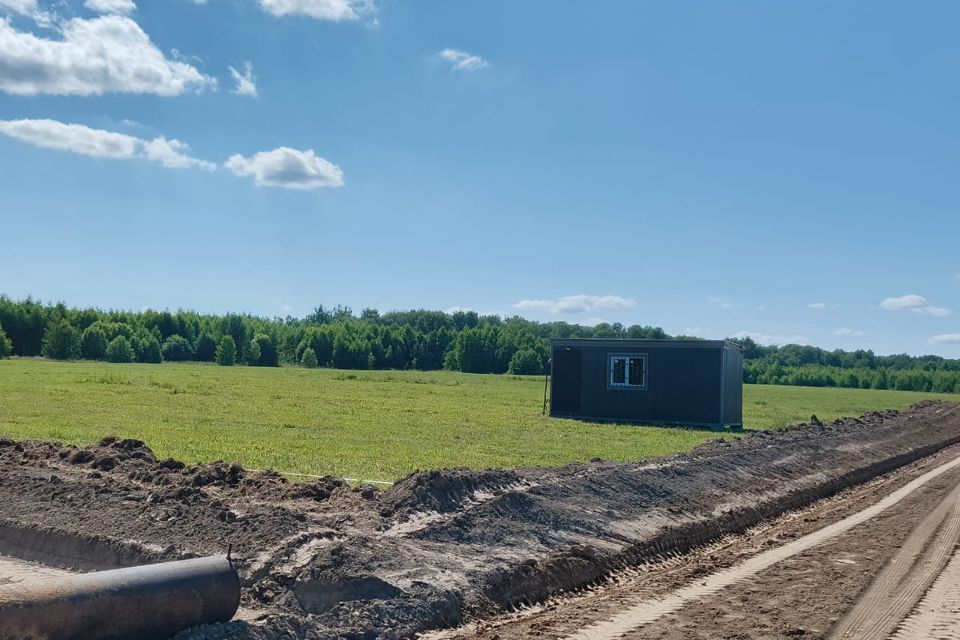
[735,338,960,393]
[0,296,958,393]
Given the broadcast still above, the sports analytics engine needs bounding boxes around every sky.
[0,0,958,357]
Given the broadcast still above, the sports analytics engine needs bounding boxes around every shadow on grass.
[556,415,757,435]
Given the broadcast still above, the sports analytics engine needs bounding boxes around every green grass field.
[0,358,955,482]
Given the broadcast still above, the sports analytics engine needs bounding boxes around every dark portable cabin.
[549,339,743,430]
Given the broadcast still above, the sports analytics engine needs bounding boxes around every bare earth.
[2,401,960,639]
[0,554,69,586]
[428,431,960,640]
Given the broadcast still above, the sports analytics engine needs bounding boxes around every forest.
[0,295,958,393]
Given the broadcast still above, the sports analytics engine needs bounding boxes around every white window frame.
[608,353,647,390]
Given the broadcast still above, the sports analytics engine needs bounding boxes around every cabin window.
[608,354,647,389]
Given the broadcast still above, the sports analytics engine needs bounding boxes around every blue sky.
[0,0,958,356]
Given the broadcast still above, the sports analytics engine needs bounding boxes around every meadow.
[0,358,955,483]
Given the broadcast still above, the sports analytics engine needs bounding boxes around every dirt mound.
[183,462,345,502]
[4,436,349,504]
[385,468,523,517]
[0,436,347,572]
[3,402,960,639]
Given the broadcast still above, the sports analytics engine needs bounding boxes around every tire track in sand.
[564,450,960,640]
[828,484,960,639]
[888,531,960,639]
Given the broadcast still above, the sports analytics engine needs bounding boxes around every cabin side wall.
[552,344,724,427]
[721,346,744,427]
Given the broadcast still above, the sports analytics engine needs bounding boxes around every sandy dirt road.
[426,442,960,640]
[888,542,960,640]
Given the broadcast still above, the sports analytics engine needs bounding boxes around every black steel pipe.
[0,555,240,640]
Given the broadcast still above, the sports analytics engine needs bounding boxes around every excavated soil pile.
[1,401,959,639]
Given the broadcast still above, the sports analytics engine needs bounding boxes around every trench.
[0,519,178,573]
[0,519,162,594]
[3,403,960,640]
[481,414,960,615]
[563,450,960,639]
[0,518,266,633]
[0,554,71,585]
[425,406,960,640]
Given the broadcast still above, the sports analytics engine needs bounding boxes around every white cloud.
[84,0,136,15]
[0,118,136,158]
[0,0,36,15]
[709,296,732,310]
[0,119,215,171]
[142,136,215,170]
[930,334,960,344]
[228,61,257,97]
[808,302,826,309]
[226,146,344,190]
[681,327,704,337]
[514,295,636,315]
[834,328,864,337]
[257,0,374,21]
[438,48,490,72]
[880,294,950,317]
[0,14,214,96]
[445,306,473,315]
[734,331,811,346]
[0,0,53,25]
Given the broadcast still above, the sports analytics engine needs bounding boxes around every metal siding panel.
[550,347,582,414]
[736,349,744,423]
[720,348,727,426]
[575,344,722,426]
[579,347,607,416]
[720,346,744,426]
